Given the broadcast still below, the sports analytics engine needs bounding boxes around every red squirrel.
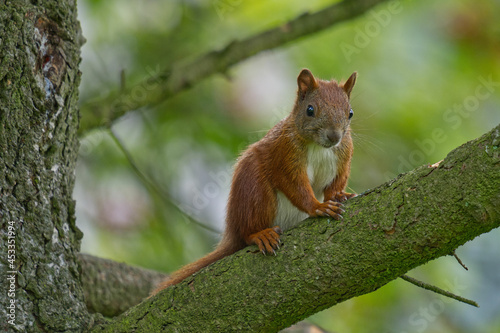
[153,68,357,294]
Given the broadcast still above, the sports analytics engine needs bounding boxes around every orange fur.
[153,69,357,294]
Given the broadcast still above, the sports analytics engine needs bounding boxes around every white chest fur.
[306,144,338,197]
[273,144,338,231]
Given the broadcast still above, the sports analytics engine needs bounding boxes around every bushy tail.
[152,238,241,295]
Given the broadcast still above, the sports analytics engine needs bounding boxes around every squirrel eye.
[306,105,314,117]
[349,108,354,119]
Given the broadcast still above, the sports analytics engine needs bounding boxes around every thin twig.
[120,69,126,92]
[400,274,478,308]
[108,129,220,234]
[452,251,469,270]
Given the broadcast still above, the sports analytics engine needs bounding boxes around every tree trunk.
[0,1,94,332]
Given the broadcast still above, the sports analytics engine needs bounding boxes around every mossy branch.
[89,124,499,332]
[78,254,167,317]
[78,255,333,333]
[78,0,390,135]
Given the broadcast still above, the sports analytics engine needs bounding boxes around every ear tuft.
[342,72,357,98]
[297,69,318,100]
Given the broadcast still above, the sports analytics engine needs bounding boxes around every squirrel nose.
[326,129,342,146]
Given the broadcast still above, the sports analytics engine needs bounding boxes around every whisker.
[351,132,385,153]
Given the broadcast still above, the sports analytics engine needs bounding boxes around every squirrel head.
[292,69,357,148]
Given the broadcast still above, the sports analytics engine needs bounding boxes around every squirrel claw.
[248,227,282,255]
[313,200,343,219]
[332,192,357,203]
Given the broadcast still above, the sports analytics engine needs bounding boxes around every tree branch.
[78,0,390,135]
[90,124,500,332]
[79,254,334,332]
[78,254,167,317]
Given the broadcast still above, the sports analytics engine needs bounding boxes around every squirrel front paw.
[331,192,357,203]
[311,200,344,220]
[247,226,283,255]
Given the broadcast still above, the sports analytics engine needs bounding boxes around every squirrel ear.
[297,69,318,100]
[342,72,357,98]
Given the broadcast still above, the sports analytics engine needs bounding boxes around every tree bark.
[91,124,500,332]
[78,252,328,332]
[0,1,96,332]
[78,254,167,317]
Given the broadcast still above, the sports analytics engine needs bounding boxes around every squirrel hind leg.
[246,226,282,255]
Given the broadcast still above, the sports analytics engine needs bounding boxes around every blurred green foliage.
[76,0,500,332]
